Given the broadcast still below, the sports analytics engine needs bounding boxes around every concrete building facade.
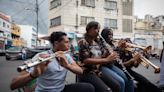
[19,25,37,48]
[134,15,163,50]
[154,15,164,27]
[48,0,134,39]
[0,12,12,53]
[11,23,23,47]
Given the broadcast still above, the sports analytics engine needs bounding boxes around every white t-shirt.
[29,50,73,92]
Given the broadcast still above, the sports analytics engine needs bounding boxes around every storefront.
[5,40,12,49]
[0,38,5,53]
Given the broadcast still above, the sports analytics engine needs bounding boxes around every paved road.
[133,57,161,85]
[0,56,161,92]
[0,56,22,92]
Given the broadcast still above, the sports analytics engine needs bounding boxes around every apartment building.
[11,23,23,46]
[0,12,12,53]
[134,15,163,50]
[19,25,37,48]
[48,0,134,39]
[154,15,164,28]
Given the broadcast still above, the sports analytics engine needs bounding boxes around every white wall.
[19,25,37,48]
[134,30,163,49]
[0,18,11,39]
[38,34,50,46]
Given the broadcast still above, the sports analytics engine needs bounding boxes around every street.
[0,56,161,92]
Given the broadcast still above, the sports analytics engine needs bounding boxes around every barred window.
[81,16,95,25]
[3,22,6,27]
[104,0,117,10]
[31,39,36,46]
[50,16,61,27]
[104,18,117,29]
[123,19,132,32]
[32,28,37,33]
[122,0,132,16]
[7,25,9,28]
[81,0,95,7]
[50,0,61,10]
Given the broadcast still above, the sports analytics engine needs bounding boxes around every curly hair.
[86,21,100,32]
[49,31,67,45]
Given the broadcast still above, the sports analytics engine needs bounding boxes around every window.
[31,39,36,46]
[7,34,11,38]
[3,22,6,27]
[81,16,95,25]
[50,16,61,27]
[81,0,95,7]
[104,0,117,10]
[122,0,132,16]
[50,0,61,10]
[32,33,37,38]
[123,19,132,32]
[7,25,9,28]
[104,18,117,29]
[32,28,37,32]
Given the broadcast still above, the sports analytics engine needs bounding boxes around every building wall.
[38,34,50,46]
[0,12,11,40]
[134,30,163,50]
[155,16,164,27]
[11,23,21,36]
[0,12,11,51]
[135,21,147,30]
[11,23,22,46]
[19,25,37,48]
[48,0,134,39]
[134,15,163,50]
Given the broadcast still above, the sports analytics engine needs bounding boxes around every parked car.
[28,46,51,58]
[5,46,51,60]
[31,46,51,52]
[5,46,23,60]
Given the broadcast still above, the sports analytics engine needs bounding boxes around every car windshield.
[7,47,22,51]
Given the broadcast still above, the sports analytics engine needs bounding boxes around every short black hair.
[101,28,112,42]
[86,21,100,32]
[49,31,67,44]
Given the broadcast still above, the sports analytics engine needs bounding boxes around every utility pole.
[36,0,39,46]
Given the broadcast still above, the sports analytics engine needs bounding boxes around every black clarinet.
[99,35,134,80]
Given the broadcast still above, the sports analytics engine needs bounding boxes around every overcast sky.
[0,0,164,34]
[0,0,48,35]
[134,0,164,18]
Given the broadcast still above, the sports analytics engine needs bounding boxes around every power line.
[18,12,34,24]
[38,15,48,30]
[12,0,34,5]
[27,11,37,26]
[39,0,45,6]
[11,9,25,17]
[51,0,73,17]
[38,11,47,26]
[10,1,35,17]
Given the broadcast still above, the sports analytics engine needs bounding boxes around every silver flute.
[17,50,70,72]
[99,35,134,80]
